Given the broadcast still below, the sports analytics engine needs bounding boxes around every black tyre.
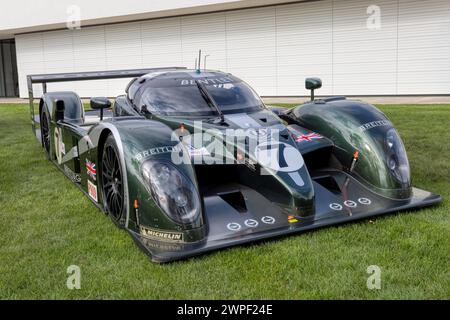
[40,107,51,156]
[101,134,125,227]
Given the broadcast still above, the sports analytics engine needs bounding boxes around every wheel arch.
[292,99,412,199]
[97,128,112,166]
[91,124,130,227]
[96,128,112,213]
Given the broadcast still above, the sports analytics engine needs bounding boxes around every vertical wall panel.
[104,22,143,96]
[141,17,183,67]
[72,26,108,97]
[42,29,75,93]
[14,0,450,98]
[276,0,333,96]
[181,12,227,71]
[333,0,398,95]
[226,7,277,95]
[16,32,45,97]
[397,0,450,94]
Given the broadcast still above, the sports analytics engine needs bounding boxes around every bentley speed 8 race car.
[27,67,441,262]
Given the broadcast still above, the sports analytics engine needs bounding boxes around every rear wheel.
[40,107,50,156]
[101,134,125,227]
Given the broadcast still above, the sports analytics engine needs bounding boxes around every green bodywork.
[29,69,441,262]
[291,99,412,199]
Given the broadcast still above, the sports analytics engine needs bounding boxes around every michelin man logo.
[255,141,305,186]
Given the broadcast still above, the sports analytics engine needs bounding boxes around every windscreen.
[138,80,264,116]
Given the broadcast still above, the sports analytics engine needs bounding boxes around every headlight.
[385,128,410,186]
[141,161,200,224]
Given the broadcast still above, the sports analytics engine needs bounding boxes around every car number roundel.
[254,141,304,173]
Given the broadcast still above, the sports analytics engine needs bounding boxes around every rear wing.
[27,67,186,132]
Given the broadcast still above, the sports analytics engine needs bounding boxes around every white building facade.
[0,0,449,98]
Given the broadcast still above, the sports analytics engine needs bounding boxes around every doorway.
[0,39,19,97]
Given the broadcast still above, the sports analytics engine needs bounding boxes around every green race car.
[28,67,441,262]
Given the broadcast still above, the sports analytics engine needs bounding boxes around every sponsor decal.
[186,144,210,157]
[227,222,242,231]
[87,180,98,202]
[140,237,185,252]
[64,165,81,184]
[180,77,233,86]
[359,120,391,132]
[135,146,181,162]
[329,198,372,211]
[261,216,276,224]
[329,203,343,211]
[295,132,323,142]
[358,197,372,205]
[86,159,96,181]
[140,226,184,242]
[227,216,277,232]
[244,219,259,228]
[344,200,357,208]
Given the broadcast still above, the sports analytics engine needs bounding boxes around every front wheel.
[101,134,125,228]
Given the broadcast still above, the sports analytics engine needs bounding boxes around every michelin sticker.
[140,226,184,242]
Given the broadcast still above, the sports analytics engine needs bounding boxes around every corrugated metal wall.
[0,39,19,97]
[15,0,450,98]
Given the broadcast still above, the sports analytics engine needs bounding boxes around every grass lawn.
[0,103,449,299]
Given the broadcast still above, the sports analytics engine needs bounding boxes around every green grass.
[0,103,449,299]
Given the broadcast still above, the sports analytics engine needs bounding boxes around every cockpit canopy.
[127,70,264,116]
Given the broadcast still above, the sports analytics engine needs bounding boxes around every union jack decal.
[86,159,97,181]
[294,132,323,142]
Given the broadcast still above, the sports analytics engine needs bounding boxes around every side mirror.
[90,97,111,121]
[55,100,65,122]
[305,77,322,101]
